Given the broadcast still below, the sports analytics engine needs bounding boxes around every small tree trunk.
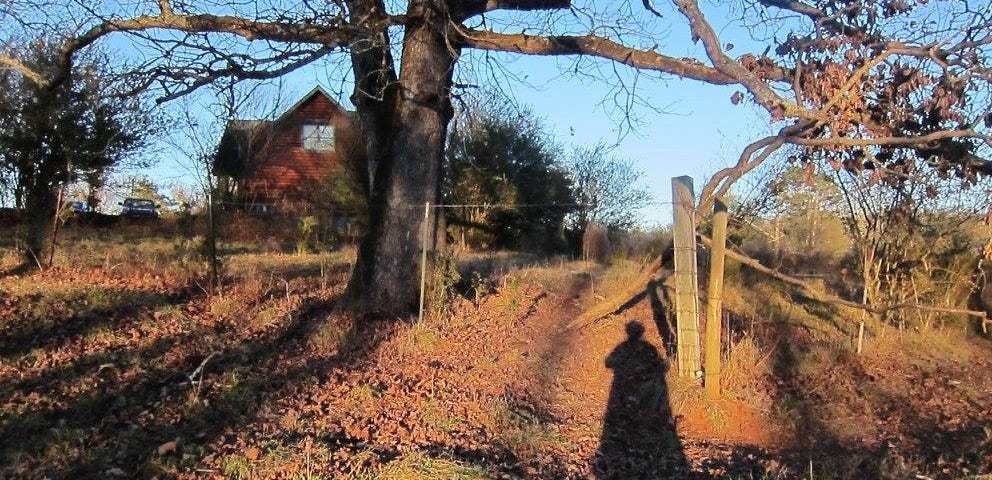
[434,206,447,251]
[22,183,56,269]
[47,184,66,267]
[856,245,877,354]
[207,188,220,289]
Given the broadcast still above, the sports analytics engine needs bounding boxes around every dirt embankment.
[2,257,991,479]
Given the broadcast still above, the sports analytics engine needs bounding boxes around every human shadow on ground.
[594,320,687,479]
[605,276,677,357]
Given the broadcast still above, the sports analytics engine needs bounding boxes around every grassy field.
[1,227,991,479]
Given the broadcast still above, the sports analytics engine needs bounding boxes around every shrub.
[425,249,460,320]
[582,222,612,265]
[296,216,320,254]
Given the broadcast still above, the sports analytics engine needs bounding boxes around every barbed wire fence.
[401,200,683,321]
[396,177,723,390]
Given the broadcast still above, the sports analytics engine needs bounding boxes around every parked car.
[120,198,160,219]
[66,201,91,214]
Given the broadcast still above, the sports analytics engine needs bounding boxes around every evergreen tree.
[0,39,156,267]
[444,102,574,252]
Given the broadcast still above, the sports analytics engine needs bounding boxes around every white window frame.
[301,123,335,151]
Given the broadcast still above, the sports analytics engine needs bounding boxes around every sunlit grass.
[345,450,489,480]
[224,249,354,281]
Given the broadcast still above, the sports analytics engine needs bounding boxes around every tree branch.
[457,29,739,85]
[7,8,387,90]
[157,0,174,16]
[698,120,815,213]
[151,44,337,103]
[671,0,802,116]
[460,0,570,17]
[788,129,992,148]
[0,55,48,86]
[757,0,866,40]
[699,234,989,320]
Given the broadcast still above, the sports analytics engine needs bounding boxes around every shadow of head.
[625,319,645,340]
[606,320,665,376]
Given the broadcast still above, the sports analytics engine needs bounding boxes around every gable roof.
[273,85,343,124]
[225,119,271,133]
[214,119,275,177]
[213,86,352,179]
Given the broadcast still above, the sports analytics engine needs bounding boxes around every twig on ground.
[186,351,220,400]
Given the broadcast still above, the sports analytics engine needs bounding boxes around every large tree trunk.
[346,0,457,314]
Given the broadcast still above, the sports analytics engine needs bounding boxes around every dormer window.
[301,123,335,151]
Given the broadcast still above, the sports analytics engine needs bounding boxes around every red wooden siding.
[240,91,352,203]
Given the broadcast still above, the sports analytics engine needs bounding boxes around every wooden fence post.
[672,176,701,378]
[206,188,219,291]
[704,197,728,399]
[418,202,430,323]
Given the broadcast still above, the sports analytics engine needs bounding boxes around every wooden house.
[214,86,358,209]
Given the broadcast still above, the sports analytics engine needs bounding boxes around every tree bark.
[346,0,457,314]
[22,182,56,269]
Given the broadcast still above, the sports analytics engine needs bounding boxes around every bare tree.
[567,143,652,234]
[2,0,990,313]
[165,81,287,285]
[825,157,991,329]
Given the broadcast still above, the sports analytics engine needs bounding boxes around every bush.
[296,215,320,254]
[582,223,612,265]
[612,226,673,261]
[426,249,461,320]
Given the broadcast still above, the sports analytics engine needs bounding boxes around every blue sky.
[484,53,774,226]
[137,1,781,227]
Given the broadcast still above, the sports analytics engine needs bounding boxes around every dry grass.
[587,257,643,301]
[309,315,359,354]
[5,225,992,479]
[393,320,440,358]
[217,437,333,480]
[208,294,249,321]
[721,333,771,401]
[0,249,19,271]
[490,400,573,459]
[0,222,354,283]
[344,450,489,480]
[224,249,354,281]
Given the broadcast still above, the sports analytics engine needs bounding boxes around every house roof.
[225,119,271,133]
[273,85,343,124]
[223,85,346,133]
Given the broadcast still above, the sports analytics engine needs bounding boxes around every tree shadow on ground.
[0,262,35,278]
[227,256,353,281]
[593,320,687,479]
[0,286,194,357]
[0,289,392,478]
[743,288,992,479]
[647,279,677,356]
[305,429,539,479]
